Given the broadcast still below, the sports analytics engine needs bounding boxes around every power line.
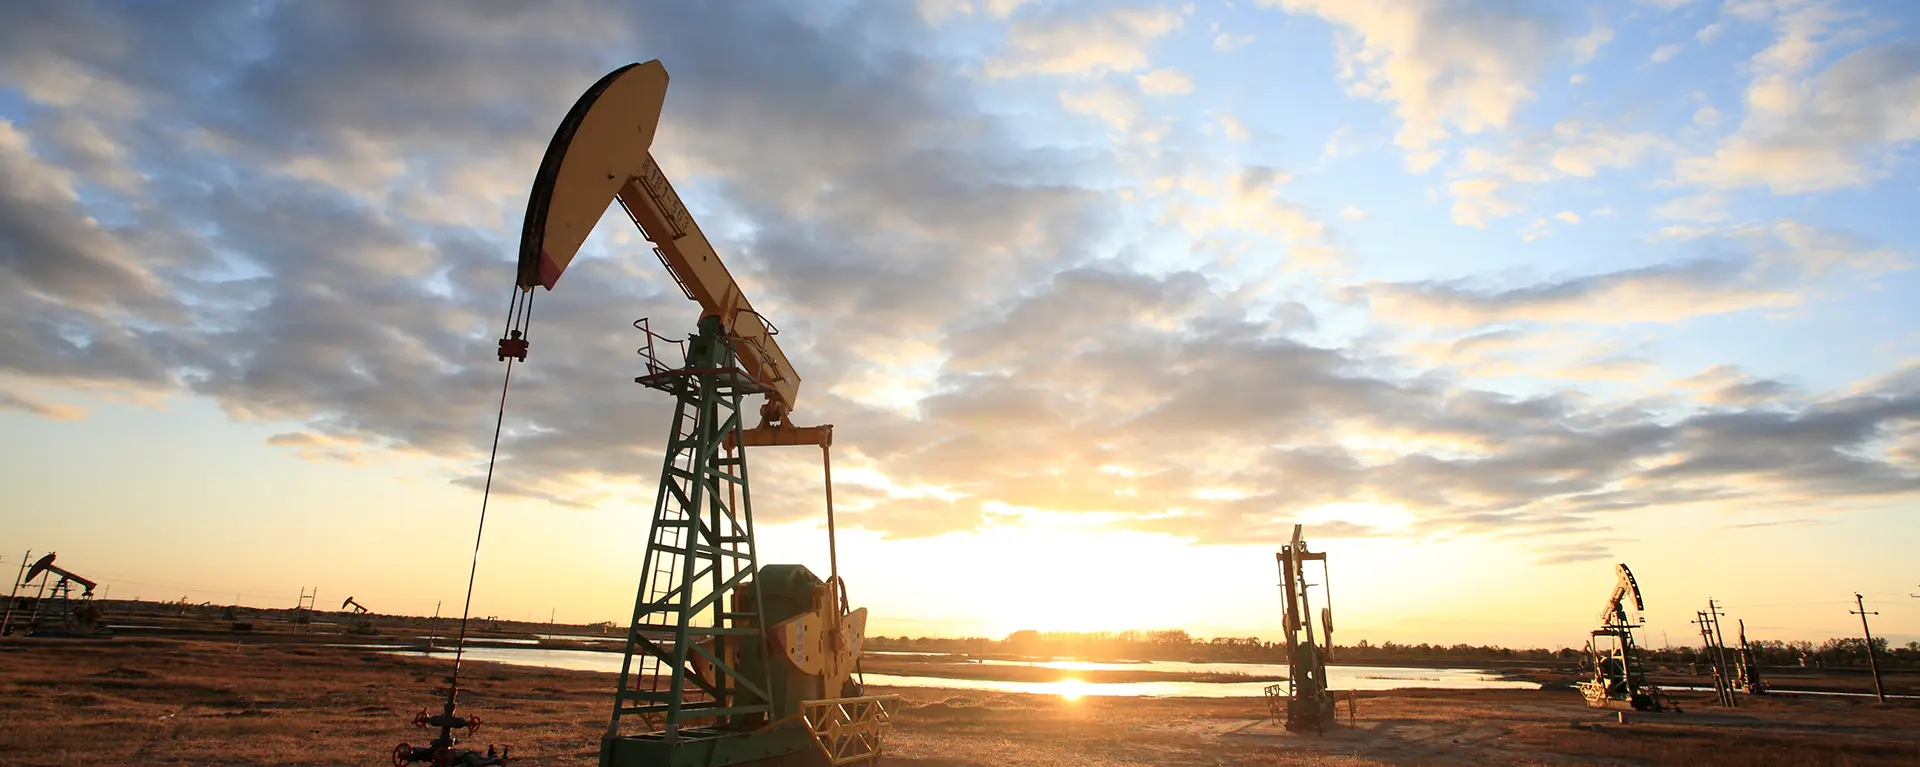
[1714,600,1849,609]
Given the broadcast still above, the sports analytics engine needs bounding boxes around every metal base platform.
[600,723,819,767]
[1577,681,1660,712]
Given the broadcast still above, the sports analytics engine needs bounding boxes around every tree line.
[863,630,1920,669]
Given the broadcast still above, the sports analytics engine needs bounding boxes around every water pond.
[383,645,1538,698]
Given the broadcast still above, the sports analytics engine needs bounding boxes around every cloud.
[266,430,371,465]
[1441,121,1670,227]
[915,0,1034,24]
[987,5,1183,78]
[0,120,177,318]
[1574,21,1614,66]
[1214,32,1256,51]
[1656,192,1729,222]
[917,0,973,24]
[1367,218,1904,329]
[1061,82,1141,132]
[1320,124,1357,159]
[1680,365,1796,406]
[1263,0,1566,169]
[1548,123,1669,177]
[1447,177,1521,229]
[1679,7,1920,194]
[1365,259,1797,327]
[986,0,1037,17]
[1404,327,1642,383]
[0,390,86,420]
[1553,210,1581,224]
[1533,542,1620,565]
[1553,355,1657,382]
[3,0,1916,555]
[1651,42,1688,63]
[1520,217,1553,242]
[1722,518,1827,529]
[1136,68,1194,95]
[1154,166,1345,269]
[1218,113,1251,140]
[0,0,1113,532]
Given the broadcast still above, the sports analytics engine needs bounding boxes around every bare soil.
[2,637,1915,766]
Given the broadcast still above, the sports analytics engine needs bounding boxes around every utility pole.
[1706,599,1734,697]
[1693,610,1733,706]
[1850,593,1886,703]
[1695,603,1741,707]
[427,600,442,653]
[1,549,30,636]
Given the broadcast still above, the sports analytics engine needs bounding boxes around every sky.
[1,0,1917,650]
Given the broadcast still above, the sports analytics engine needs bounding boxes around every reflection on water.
[384,646,1538,697]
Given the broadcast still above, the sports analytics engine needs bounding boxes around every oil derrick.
[1577,563,1669,712]
[1274,524,1338,733]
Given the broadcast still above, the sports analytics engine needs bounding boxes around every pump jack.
[342,596,378,635]
[1273,525,1337,733]
[8,553,108,637]
[394,60,896,767]
[1577,563,1671,712]
[1735,619,1765,695]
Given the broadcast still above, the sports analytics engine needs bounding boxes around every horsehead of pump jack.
[508,60,825,450]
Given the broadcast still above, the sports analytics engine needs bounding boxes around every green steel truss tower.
[602,315,797,766]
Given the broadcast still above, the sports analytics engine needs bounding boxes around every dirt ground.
[2,637,1915,767]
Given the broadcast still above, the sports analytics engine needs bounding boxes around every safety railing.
[798,694,901,765]
[632,317,688,379]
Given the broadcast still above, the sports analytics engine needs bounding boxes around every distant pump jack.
[342,596,378,636]
[1577,563,1673,713]
[1268,524,1339,734]
[5,553,109,638]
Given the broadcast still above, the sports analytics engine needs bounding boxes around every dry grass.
[2,637,1916,766]
[0,638,607,766]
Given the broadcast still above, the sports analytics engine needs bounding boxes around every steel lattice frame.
[606,317,776,745]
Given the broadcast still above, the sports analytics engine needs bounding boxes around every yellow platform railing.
[798,694,902,765]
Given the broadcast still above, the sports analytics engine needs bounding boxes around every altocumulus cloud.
[0,1,1916,557]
